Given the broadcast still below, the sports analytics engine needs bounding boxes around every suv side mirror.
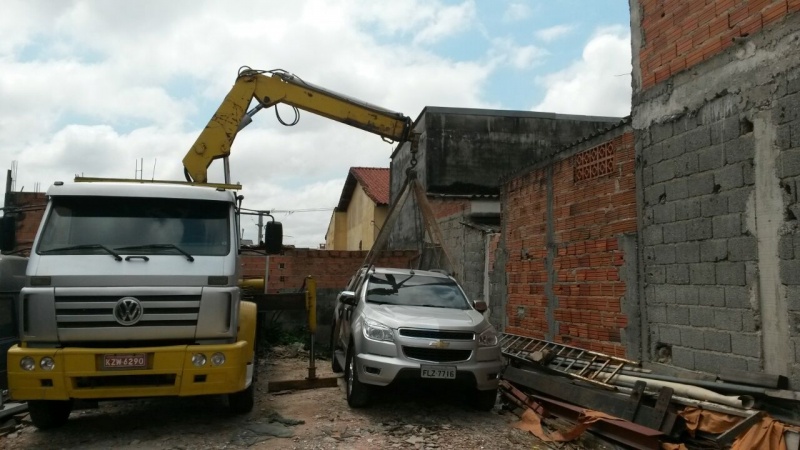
[339,291,357,306]
[264,221,283,254]
[0,215,16,252]
[473,300,487,313]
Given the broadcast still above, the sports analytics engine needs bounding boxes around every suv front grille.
[399,329,475,340]
[403,347,472,362]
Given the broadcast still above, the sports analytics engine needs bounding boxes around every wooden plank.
[718,368,788,389]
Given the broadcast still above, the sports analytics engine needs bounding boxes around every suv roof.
[367,267,453,279]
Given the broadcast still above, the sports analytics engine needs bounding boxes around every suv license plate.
[103,353,147,370]
[421,365,456,379]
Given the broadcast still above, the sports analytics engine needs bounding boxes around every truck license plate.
[103,353,147,369]
[420,365,456,379]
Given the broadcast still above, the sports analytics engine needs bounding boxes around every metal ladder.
[500,332,641,388]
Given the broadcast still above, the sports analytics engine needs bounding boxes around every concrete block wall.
[635,0,798,90]
[632,2,800,384]
[501,128,637,358]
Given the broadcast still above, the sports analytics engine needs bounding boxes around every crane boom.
[183,68,414,183]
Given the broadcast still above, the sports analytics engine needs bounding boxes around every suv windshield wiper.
[40,244,122,261]
[115,244,195,262]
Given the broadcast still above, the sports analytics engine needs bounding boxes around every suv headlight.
[363,318,394,342]
[478,327,499,347]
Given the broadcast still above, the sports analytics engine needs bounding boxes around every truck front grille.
[402,347,472,362]
[55,295,200,328]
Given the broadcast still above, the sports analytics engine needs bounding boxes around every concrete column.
[754,112,790,375]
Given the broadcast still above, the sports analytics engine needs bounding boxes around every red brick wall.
[5,192,47,255]
[429,197,469,220]
[242,249,419,292]
[639,0,797,89]
[503,132,636,357]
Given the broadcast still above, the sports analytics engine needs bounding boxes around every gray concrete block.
[658,324,682,344]
[697,286,725,307]
[722,116,740,143]
[742,312,759,333]
[646,265,666,284]
[715,308,744,331]
[666,264,690,284]
[788,286,800,311]
[727,236,758,261]
[644,184,666,206]
[663,137,685,160]
[652,244,676,264]
[701,195,728,217]
[653,160,676,183]
[647,305,668,323]
[667,305,690,325]
[700,239,727,262]
[643,224,664,246]
[653,203,676,224]
[654,284,676,303]
[715,163,744,190]
[698,144,724,172]
[780,234,794,260]
[663,222,687,243]
[681,327,704,347]
[724,135,755,163]
[724,187,751,213]
[675,285,699,305]
[675,242,700,263]
[690,263,716,285]
[743,161,755,186]
[675,153,699,178]
[704,330,732,352]
[712,213,742,238]
[665,179,689,201]
[690,306,716,327]
[671,346,695,370]
[725,286,752,309]
[644,142,665,165]
[781,259,800,285]
[695,351,748,373]
[675,198,701,221]
[745,261,759,286]
[716,261,746,286]
[651,122,674,144]
[779,149,800,178]
[643,166,654,187]
[778,123,792,150]
[685,127,712,152]
[710,120,724,145]
[687,172,715,196]
[686,218,713,241]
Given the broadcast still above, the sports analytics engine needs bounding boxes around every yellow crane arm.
[183,68,414,183]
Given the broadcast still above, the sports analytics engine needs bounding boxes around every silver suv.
[330,267,503,410]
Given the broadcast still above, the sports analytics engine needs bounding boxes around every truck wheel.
[472,388,498,411]
[344,346,370,408]
[228,383,254,414]
[27,399,73,430]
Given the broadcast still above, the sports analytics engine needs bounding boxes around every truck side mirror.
[473,300,487,313]
[0,215,16,252]
[264,221,283,254]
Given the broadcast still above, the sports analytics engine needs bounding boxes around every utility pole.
[257,212,264,245]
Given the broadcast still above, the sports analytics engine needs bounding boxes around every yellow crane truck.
[2,66,414,429]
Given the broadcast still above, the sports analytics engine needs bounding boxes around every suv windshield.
[365,273,470,309]
[37,196,231,257]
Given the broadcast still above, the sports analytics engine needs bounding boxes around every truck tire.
[27,399,73,430]
[344,345,370,408]
[228,383,254,414]
[471,388,498,411]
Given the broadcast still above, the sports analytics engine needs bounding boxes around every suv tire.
[345,345,370,408]
[472,388,498,411]
[27,399,73,430]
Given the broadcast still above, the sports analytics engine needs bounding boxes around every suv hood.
[365,304,487,330]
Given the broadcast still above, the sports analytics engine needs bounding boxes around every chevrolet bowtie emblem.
[429,340,450,349]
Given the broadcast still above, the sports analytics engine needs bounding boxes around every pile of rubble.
[499,333,800,450]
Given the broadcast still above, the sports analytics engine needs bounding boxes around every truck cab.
[4,180,265,429]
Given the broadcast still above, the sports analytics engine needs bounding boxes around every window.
[365,273,469,309]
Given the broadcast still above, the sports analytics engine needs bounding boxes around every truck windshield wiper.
[40,244,123,261]
[115,244,195,262]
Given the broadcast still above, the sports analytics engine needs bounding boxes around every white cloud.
[487,38,547,71]
[535,24,575,42]
[533,26,632,117]
[503,3,532,22]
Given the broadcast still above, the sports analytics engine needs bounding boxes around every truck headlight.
[363,318,394,342]
[40,357,56,371]
[20,357,35,371]
[211,352,226,366]
[192,353,207,367]
[478,327,499,347]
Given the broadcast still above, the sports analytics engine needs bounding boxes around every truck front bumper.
[7,342,253,401]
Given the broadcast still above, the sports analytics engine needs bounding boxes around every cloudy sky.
[0,0,632,248]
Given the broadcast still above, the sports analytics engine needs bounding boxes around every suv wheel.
[27,400,73,429]
[345,345,370,408]
[471,388,498,411]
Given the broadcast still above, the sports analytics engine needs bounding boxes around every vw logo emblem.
[114,297,143,326]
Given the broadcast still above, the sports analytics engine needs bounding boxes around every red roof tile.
[336,167,390,210]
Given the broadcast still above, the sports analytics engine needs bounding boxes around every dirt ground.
[0,346,554,450]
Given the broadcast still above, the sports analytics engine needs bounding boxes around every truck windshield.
[365,273,470,309]
[36,196,231,257]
